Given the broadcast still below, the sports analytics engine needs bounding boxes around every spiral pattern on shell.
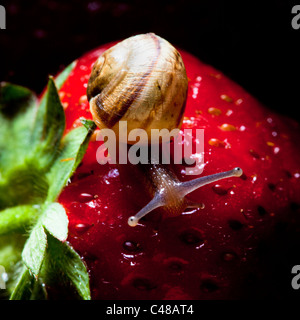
[87,33,188,144]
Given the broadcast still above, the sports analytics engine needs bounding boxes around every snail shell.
[87,33,188,144]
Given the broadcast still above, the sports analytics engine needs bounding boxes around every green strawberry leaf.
[0,82,38,174]
[22,224,47,277]
[46,119,96,203]
[0,165,49,210]
[12,204,90,300]
[0,82,33,110]
[9,267,35,300]
[9,265,47,300]
[0,205,40,236]
[41,231,91,300]
[0,61,95,300]
[41,203,68,241]
[22,203,68,278]
[31,77,66,170]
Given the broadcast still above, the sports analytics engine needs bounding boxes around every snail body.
[127,164,242,227]
[87,33,243,227]
[87,33,188,144]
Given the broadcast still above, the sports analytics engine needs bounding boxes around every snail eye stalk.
[128,167,243,227]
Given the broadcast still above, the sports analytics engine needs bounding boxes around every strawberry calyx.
[0,65,95,300]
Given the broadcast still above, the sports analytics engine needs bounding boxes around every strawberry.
[56,39,300,300]
[1,36,299,301]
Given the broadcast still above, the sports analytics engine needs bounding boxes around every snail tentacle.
[128,167,243,227]
[128,194,164,227]
[179,167,243,197]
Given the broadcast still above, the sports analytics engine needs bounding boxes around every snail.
[87,33,188,144]
[87,33,243,227]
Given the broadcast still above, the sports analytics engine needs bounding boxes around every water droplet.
[212,184,228,195]
[251,174,258,183]
[192,86,199,99]
[226,109,233,116]
[208,107,222,116]
[78,95,87,104]
[123,241,141,253]
[220,94,233,103]
[62,102,69,109]
[74,223,92,235]
[108,168,119,178]
[78,193,94,202]
[235,98,243,105]
[219,123,236,131]
[208,138,225,148]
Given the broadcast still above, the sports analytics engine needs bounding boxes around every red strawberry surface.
[57,41,300,299]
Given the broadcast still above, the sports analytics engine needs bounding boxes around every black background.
[0,0,299,120]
